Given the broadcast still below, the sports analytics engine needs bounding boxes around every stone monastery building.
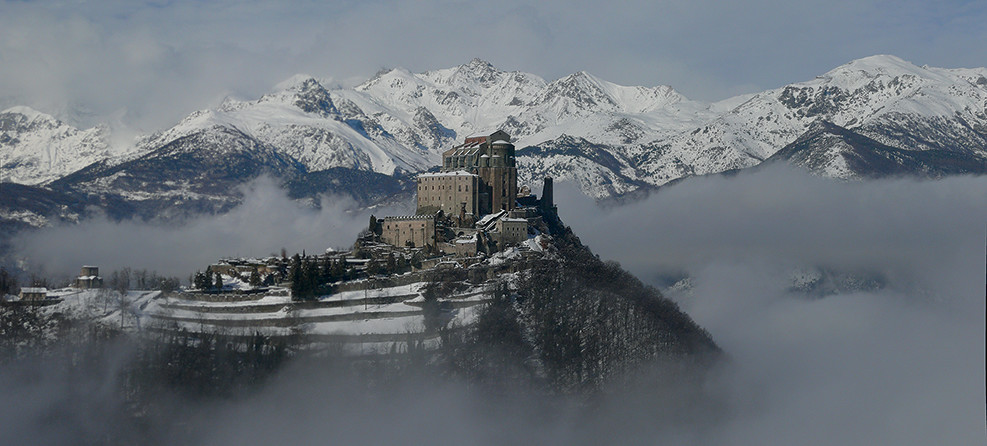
[378,130,553,255]
[416,130,518,216]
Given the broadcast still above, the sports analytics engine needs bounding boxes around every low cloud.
[13,177,399,281]
[557,165,986,444]
[3,167,984,444]
[560,166,985,294]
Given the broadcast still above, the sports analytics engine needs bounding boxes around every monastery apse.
[376,131,553,256]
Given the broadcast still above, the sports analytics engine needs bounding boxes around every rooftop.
[418,171,477,178]
[383,215,435,221]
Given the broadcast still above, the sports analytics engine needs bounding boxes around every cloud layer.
[13,178,398,281]
[557,166,986,444]
[3,167,985,444]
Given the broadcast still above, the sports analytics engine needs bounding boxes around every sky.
[1,0,985,132]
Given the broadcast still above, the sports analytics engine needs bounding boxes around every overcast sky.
[1,0,984,131]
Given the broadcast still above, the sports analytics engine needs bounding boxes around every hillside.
[2,205,718,394]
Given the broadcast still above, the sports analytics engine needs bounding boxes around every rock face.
[766,120,987,179]
[2,55,985,229]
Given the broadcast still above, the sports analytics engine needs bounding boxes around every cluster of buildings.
[7,266,103,303]
[376,130,553,256]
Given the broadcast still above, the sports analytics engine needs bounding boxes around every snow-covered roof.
[418,171,476,178]
[490,139,511,145]
[455,234,478,244]
[21,287,47,293]
[475,210,506,228]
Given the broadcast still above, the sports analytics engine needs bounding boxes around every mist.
[2,167,984,444]
[558,165,986,444]
[12,177,401,281]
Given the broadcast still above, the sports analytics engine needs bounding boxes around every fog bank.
[13,178,401,280]
[559,166,986,444]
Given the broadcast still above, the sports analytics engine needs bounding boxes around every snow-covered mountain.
[0,106,117,185]
[137,77,437,176]
[636,55,987,183]
[2,55,985,228]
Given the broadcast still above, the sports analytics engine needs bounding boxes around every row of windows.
[385,223,428,230]
[418,185,469,191]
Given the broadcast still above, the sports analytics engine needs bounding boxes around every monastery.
[375,130,553,256]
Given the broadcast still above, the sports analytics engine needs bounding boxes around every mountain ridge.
[2,55,985,228]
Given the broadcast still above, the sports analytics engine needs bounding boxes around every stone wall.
[416,172,479,215]
[381,216,436,248]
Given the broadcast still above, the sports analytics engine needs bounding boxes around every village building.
[74,265,103,289]
[380,214,437,248]
[495,217,529,246]
[19,287,48,301]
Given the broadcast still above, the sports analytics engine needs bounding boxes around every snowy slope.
[4,55,986,204]
[767,120,987,179]
[0,107,115,185]
[636,55,987,183]
[138,77,434,176]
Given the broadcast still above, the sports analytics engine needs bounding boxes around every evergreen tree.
[0,267,16,296]
[366,258,381,276]
[193,271,208,290]
[289,254,303,300]
[214,273,223,291]
[320,256,333,283]
[369,214,381,236]
[302,257,320,300]
[332,257,347,280]
[396,255,410,273]
[248,269,262,287]
[289,254,302,285]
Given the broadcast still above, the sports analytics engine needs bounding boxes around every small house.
[19,287,48,301]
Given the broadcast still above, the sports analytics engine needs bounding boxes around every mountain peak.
[274,74,322,91]
[464,57,495,70]
[268,75,337,117]
[826,54,929,79]
[1,105,58,123]
[452,58,501,85]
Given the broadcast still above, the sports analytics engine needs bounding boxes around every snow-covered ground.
[133,279,494,352]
